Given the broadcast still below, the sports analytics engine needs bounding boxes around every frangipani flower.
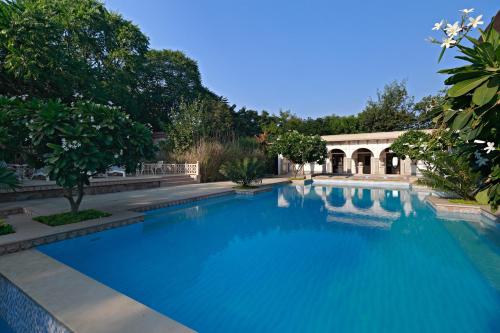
[432,20,444,31]
[441,37,457,48]
[445,22,462,37]
[484,142,496,154]
[460,8,474,14]
[476,156,488,167]
[468,15,483,28]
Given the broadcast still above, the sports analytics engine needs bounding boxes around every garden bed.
[34,209,111,227]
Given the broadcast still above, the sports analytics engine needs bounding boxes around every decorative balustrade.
[141,161,199,176]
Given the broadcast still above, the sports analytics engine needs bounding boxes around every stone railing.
[162,162,199,175]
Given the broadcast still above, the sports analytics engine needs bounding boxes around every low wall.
[0,177,193,202]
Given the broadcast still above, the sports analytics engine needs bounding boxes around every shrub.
[34,209,111,226]
[164,137,273,183]
[220,157,265,188]
[0,219,14,235]
[420,152,481,200]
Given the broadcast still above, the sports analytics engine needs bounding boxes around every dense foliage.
[270,131,327,177]
[420,153,481,200]
[430,9,499,209]
[390,130,434,165]
[220,157,265,188]
[0,96,155,212]
[0,165,18,190]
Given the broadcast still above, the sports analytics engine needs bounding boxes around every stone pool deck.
[0,178,289,254]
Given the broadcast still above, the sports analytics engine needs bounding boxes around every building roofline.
[321,129,433,142]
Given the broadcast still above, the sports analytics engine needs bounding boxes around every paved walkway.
[0,178,288,250]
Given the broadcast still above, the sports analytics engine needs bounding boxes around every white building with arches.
[278,130,432,176]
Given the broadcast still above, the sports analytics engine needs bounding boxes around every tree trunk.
[63,182,85,214]
[293,164,304,178]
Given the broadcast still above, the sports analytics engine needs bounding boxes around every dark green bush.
[34,209,111,226]
[220,157,265,188]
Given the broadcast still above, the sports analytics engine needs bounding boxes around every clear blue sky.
[105,0,498,118]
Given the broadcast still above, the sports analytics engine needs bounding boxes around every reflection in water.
[38,184,500,333]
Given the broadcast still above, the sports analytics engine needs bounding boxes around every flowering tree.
[429,8,499,209]
[390,130,434,166]
[270,130,327,178]
[0,97,155,213]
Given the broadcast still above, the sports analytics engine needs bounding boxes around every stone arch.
[329,148,346,174]
[351,148,374,174]
[379,147,401,175]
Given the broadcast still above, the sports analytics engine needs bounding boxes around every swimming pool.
[39,185,500,333]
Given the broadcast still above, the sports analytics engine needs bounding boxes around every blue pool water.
[39,185,500,333]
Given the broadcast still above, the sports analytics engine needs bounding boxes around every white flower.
[90,116,94,123]
[432,20,444,31]
[474,139,485,144]
[460,8,474,14]
[476,156,488,167]
[468,15,483,28]
[445,22,462,37]
[114,154,119,159]
[108,101,114,106]
[484,142,495,154]
[441,37,457,48]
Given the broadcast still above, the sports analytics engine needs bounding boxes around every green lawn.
[448,199,479,205]
[34,209,111,226]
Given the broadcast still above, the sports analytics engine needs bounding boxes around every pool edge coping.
[0,250,196,333]
[426,196,499,223]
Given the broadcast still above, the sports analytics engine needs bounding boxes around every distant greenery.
[0,219,14,235]
[34,209,111,226]
[220,157,265,188]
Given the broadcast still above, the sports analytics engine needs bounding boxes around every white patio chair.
[107,166,126,177]
[31,168,50,181]
[153,161,164,175]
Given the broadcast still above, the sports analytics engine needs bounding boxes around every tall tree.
[137,49,204,129]
[357,81,417,132]
[0,0,148,112]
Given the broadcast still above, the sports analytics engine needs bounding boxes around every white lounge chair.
[107,166,126,177]
[31,168,50,181]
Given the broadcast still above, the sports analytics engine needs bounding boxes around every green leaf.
[437,47,446,63]
[447,76,490,97]
[452,109,473,130]
[472,79,498,106]
[443,109,457,122]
